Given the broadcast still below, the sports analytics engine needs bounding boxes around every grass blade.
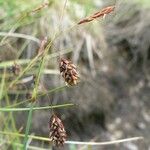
[23,104,34,150]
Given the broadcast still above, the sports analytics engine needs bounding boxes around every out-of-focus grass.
[0,0,52,31]
[0,0,74,149]
[0,0,44,17]
[134,0,150,7]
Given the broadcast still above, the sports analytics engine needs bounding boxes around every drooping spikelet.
[59,58,79,86]
[78,5,115,25]
[49,114,67,147]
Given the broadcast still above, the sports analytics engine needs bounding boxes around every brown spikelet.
[59,58,79,86]
[38,37,48,55]
[78,5,115,25]
[49,114,67,147]
[11,62,21,75]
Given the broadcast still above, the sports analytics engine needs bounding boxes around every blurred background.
[0,0,150,149]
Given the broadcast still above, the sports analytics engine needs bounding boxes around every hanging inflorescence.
[59,58,79,86]
[49,3,116,148]
[78,5,115,25]
[49,114,67,147]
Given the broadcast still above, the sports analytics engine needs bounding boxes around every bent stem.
[0,131,143,146]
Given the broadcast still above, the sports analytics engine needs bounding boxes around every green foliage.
[134,0,150,7]
[0,0,75,149]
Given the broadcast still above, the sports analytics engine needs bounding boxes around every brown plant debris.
[78,5,115,25]
[59,58,79,86]
[49,114,67,147]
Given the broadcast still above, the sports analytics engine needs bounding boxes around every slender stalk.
[7,85,67,108]
[0,131,143,145]
[65,137,144,145]
[0,103,75,112]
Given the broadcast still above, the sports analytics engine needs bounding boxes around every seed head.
[78,5,115,25]
[59,58,79,86]
[49,114,67,147]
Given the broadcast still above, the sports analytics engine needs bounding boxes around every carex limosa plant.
[0,1,116,149]
[48,4,115,147]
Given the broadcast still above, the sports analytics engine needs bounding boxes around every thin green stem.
[23,103,34,150]
[7,85,67,108]
[0,103,75,112]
